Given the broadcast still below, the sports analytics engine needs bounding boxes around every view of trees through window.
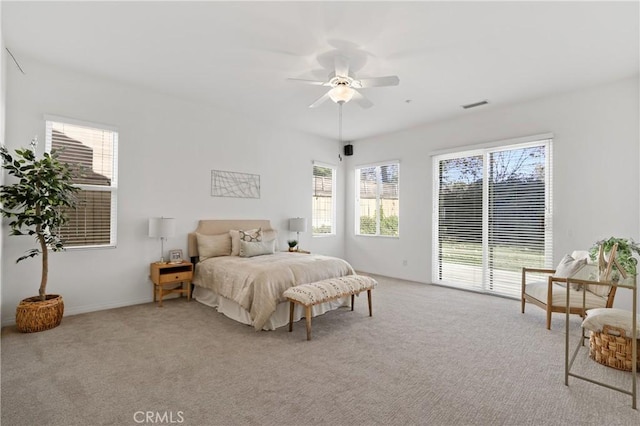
[312,164,335,235]
[357,163,399,236]
[435,142,550,297]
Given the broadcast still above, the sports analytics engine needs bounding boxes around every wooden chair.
[521,251,617,330]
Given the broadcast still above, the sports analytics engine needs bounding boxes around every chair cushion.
[525,282,608,309]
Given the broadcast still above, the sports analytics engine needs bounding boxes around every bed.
[188,219,355,330]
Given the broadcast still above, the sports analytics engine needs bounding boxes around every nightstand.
[149,261,193,307]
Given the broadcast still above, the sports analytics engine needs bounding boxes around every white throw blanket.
[192,252,355,330]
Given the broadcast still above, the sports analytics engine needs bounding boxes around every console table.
[565,264,637,408]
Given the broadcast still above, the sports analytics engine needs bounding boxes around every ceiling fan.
[288,55,399,109]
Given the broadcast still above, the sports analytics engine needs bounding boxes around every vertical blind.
[433,139,552,298]
[356,162,399,237]
[45,119,118,248]
[312,164,336,235]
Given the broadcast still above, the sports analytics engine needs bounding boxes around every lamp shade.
[148,217,176,238]
[329,85,355,104]
[289,217,307,233]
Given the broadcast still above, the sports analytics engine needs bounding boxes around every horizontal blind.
[312,164,335,235]
[358,166,378,235]
[436,154,484,289]
[46,119,118,248]
[356,162,400,237]
[487,144,549,296]
[434,140,552,298]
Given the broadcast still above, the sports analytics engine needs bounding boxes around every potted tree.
[0,138,78,332]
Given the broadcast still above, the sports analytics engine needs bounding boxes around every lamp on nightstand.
[148,217,176,263]
[289,217,307,251]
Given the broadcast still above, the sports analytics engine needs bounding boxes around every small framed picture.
[168,249,183,264]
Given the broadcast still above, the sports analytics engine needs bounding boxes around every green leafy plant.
[0,138,78,300]
[287,239,298,248]
[589,237,640,276]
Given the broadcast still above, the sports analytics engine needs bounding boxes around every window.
[355,162,399,237]
[45,118,118,248]
[312,163,336,235]
[432,138,552,298]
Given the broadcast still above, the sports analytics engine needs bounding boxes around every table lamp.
[148,217,176,263]
[289,217,307,250]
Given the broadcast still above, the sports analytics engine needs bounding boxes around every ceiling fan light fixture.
[328,85,355,104]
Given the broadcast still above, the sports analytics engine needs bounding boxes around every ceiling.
[2,1,639,142]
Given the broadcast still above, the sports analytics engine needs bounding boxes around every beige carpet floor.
[2,275,639,426]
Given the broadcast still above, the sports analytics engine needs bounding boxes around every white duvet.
[192,252,355,330]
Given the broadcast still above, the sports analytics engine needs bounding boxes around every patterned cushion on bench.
[284,275,377,306]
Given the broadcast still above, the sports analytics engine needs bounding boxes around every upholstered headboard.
[188,219,273,259]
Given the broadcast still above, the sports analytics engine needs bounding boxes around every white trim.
[312,160,337,169]
[354,159,401,169]
[44,114,118,132]
[429,132,553,157]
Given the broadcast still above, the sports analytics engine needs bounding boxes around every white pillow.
[582,308,640,338]
[262,229,279,252]
[196,233,231,261]
[554,254,587,290]
[239,239,275,258]
[230,228,262,256]
[555,254,587,278]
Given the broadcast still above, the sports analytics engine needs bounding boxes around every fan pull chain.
[338,102,343,162]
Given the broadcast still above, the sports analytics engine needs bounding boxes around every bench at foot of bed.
[283,275,377,340]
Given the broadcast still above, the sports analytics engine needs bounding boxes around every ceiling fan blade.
[355,75,400,88]
[287,78,330,86]
[309,91,331,108]
[334,55,350,78]
[352,91,373,109]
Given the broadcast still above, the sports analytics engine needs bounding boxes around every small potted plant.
[287,239,298,252]
[0,138,78,332]
[589,237,640,277]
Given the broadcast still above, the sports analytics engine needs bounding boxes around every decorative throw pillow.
[239,239,275,258]
[196,232,232,261]
[240,228,262,242]
[554,254,587,290]
[230,228,262,256]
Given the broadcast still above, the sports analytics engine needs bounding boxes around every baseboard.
[1,297,151,328]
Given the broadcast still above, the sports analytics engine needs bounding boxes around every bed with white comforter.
[188,220,355,330]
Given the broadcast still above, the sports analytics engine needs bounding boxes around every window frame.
[354,160,400,238]
[44,115,119,249]
[312,161,337,237]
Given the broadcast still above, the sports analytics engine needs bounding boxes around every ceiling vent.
[462,100,489,109]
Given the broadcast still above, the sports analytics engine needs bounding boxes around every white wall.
[345,76,640,310]
[1,56,345,325]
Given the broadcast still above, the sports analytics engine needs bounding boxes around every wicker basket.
[15,294,64,333]
[589,325,640,371]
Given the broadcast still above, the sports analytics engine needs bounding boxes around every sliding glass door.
[433,139,552,298]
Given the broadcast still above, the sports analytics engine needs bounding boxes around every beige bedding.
[193,252,355,330]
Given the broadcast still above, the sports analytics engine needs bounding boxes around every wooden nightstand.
[149,261,193,307]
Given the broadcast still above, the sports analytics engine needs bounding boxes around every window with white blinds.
[432,139,552,298]
[355,162,399,237]
[45,118,118,248]
[312,163,336,235]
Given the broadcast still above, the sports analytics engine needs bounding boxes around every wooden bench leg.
[305,306,312,341]
[351,294,355,311]
[367,289,372,316]
[288,301,294,332]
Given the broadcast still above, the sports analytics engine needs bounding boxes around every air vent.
[462,100,489,109]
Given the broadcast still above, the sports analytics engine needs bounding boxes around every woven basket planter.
[16,294,64,333]
[589,325,640,372]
